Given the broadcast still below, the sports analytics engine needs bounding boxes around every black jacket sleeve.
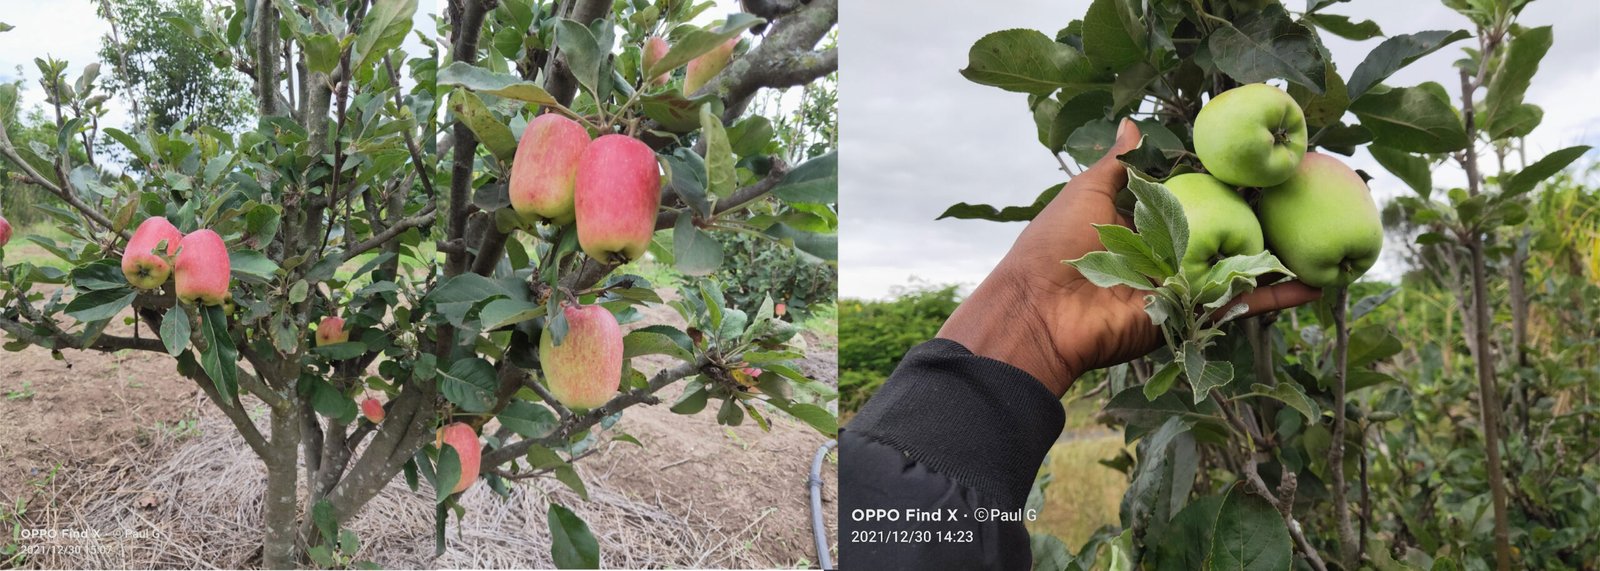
[839,338,1066,570]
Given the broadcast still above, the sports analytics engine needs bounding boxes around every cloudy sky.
[840,0,1600,299]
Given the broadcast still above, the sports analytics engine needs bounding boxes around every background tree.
[0,0,838,567]
[95,0,254,133]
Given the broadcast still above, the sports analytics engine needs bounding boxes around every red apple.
[774,303,787,317]
[683,37,737,94]
[509,114,591,225]
[0,215,12,248]
[174,229,231,306]
[122,216,184,290]
[539,304,623,409]
[360,398,385,423]
[436,422,480,494]
[574,134,661,263]
[643,36,671,87]
[317,316,349,346]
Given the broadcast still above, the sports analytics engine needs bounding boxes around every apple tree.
[941,0,1587,569]
[0,0,839,567]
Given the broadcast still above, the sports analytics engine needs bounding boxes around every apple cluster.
[120,216,234,305]
[1177,83,1383,289]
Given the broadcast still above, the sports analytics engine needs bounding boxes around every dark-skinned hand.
[938,118,1324,396]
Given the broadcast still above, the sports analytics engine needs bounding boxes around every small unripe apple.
[539,304,623,410]
[643,36,671,87]
[0,215,12,248]
[361,398,385,423]
[1259,153,1383,288]
[1164,173,1266,278]
[435,422,480,494]
[1193,83,1307,188]
[683,37,737,94]
[574,134,662,263]
[316,316,349,346]
[122,216,184,290]
[509,114,591,225]
[173,229,231,306]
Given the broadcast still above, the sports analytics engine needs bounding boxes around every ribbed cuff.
[846,338,1066,509]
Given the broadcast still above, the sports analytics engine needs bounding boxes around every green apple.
[1193,83,1307,188]
[1165,173,1265,277]
[1258,152,1383,288]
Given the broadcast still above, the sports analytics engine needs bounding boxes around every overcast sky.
[840,0,1600,300]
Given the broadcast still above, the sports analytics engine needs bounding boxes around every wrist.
[935,275,1078,396]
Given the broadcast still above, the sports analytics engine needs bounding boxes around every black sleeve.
[839,338,1066,570]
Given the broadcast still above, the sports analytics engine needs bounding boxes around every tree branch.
[482,355,708,467]
[654,158,789,230]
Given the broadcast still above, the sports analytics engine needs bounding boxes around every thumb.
[1075,118,1143,196]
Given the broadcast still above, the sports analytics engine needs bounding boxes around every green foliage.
[712,230,836,320]
[95,0,253,133]
[838,284,960,415]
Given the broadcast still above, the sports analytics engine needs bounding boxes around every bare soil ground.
[0,293,838,569]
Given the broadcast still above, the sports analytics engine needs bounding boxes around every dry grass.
[9,399,810,569]
[1027,432,1130,552]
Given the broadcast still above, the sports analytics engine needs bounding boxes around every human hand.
[937,118,1323,396]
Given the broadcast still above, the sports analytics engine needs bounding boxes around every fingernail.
[1115,118,1130,139]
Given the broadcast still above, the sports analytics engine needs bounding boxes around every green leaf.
[1120,417,1196,528]
[65,288,136,323]
[499,400,558,438]
[1349,83,1468,153]
[160,305,190,357]
[1036,91,1112,153]
[645,15,762,78]
[673,214,723,276]
[1503,145,1590,197]
[1305,13,1383,40]
[1347,30,1471,100]
[307,376,358,423]
[351,0,416,71]
[1150,492,1224,569]
[1209,485,1293,570]
[1065,251,1155,290]
[439,357,498,412]
[435,447,461,503]
[555,19,606,97]
[554,465,588,500]
[313,500,338,544]
[1123,172,1188,270]
[1110,61,1160,113]
[1481,26,1551,139]
[198,305,238,404]
[1064,118,1118,166]
[1082,0,1145,73]
[450,88,517,163]
[1369,146,1433,198]
[1093,224,1172,278]
[770,401,838,437]
[1208,5,1326,93]
[1190,361,1234,404]
[479,299,546,330]
[670,386,711,414]
[1143,361,1181,401]
[427,274,511,327]
[771,152,838,204]
[700,105,735,198]
[937,183,1062,223]
[639,89,720,133]
[312,342,368,360]
[302,33,340,75]
[70,260,126,290]
[547,504,600,569]
[623,330,694,361]
[959,28,1106,96]
[228,249,280,284]
[436,62,561,107]
[1245,382,1320,421]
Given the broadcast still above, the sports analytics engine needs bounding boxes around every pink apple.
[509,114,591,225]
[122,216,184,290]
[539,304,623,409]
[361,398,385,423]
[574,134,662,263]
[0,215,12,248]
[436,422,480,494]
[684,37,737,94]
[643,36,671,87]
[173,229,231,306]
[316,316,349,346]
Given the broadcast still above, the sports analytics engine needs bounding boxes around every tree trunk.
[1328,287,1358,568]
[261,405,303,569]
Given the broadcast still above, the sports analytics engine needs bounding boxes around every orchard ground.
[0,227,839,568]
